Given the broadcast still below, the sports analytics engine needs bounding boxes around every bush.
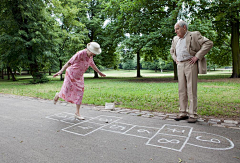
[30,72,49,84]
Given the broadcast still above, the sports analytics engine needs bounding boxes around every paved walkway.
[1,93,240,163]
[0,93,239,129]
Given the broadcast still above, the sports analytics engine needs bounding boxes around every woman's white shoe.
[75,113,85,120]
[53,92,59,104]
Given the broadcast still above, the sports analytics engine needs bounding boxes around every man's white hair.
[175,20,188,30]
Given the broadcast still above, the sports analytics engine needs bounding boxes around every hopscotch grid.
[100,123,161,139]
[46,114,235,152]
[62,115,122,136]
[61,114,119,130]
[100,122,160,135]
[60,114,103,134]
[146,124,193,152]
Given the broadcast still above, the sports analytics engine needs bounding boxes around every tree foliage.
[105,0,183,77]
[0,0,56,82]
[182,0,240,78]
[81,0,123,78]
[49,0,89,80]
[0,0,239,82]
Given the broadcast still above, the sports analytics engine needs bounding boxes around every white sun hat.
[87,42,102,55]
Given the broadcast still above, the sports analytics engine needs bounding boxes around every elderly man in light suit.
[170,21,213,123]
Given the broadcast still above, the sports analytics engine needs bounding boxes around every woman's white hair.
[176,20,188,30]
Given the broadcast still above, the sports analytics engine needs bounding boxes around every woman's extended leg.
[75,104,85,120]
[53,92,59,104]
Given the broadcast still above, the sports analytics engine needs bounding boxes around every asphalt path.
[0,95,240,163]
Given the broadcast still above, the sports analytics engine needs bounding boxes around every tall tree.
[50,0,89,80]
[106,0,182,78]
[184,0,240,78]
[0,0,56,82]
[79,0,104,78]
[79,0,123,78]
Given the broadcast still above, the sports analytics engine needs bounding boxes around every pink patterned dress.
[58,49,95,105]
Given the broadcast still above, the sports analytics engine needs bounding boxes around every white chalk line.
[186,131,234,150]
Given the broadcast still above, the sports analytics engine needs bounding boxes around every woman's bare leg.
[75,104,85,120]
[75,104,81,115]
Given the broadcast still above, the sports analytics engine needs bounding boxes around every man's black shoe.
[174,116,189,121]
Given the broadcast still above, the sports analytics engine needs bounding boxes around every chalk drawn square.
[62,122,105,136]
[146,133,188,152]
[88,115,122,125]
[187,131,234,150]
[46,112,74,122]
[60,116,92,124]
[159,124,193,138]
[124,126,160,139]
[101,122,134,134]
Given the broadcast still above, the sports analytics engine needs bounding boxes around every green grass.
[0,69,239,118]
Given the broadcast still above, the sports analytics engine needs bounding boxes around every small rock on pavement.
[105,103,115,111]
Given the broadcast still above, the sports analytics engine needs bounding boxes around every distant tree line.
[0,0,239,82]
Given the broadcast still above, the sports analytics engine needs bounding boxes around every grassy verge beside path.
[0,70,239,119]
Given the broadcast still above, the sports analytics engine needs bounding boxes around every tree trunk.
[7,67,10,80]
[136,51,141,77]
[7,66,17,81]
[29,62,40,79]
[94,70,99,78]
[230,14,240,78]
[173,61,178,80]
[172,1,178,80]
[59,59,63,81]
[1,68,4,79]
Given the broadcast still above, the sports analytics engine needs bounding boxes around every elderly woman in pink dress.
[53,42,106,120]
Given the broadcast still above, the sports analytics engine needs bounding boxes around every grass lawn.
[0,69,239,119]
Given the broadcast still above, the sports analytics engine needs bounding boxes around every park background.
[0,0,239,119]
